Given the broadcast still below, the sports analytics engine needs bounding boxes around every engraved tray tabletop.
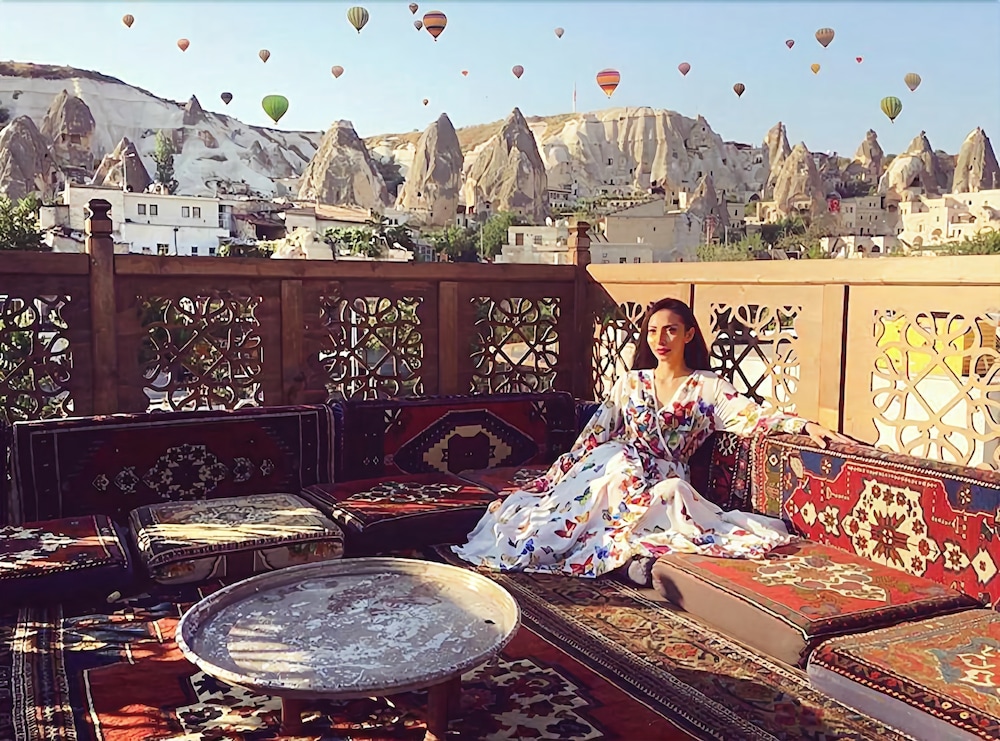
[175,557,521,700]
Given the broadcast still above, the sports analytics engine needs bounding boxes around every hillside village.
[1,63,998,262]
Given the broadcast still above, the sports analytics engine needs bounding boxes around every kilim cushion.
[809,610,1000,741]
[0,515,133,606]
[301,474,498,555]
[652,539,980,667]
[128,493,344,586]
[457,464,549,495]
[750,434,1000,606]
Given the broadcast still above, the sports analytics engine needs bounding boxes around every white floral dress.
[452,369,809,578]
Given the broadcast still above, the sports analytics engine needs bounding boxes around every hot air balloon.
[414,20,422,30]
[815,27,835,47]
[904,72,922,92]
[221,92,233,105]
[596,68,621,98]
[881,96,902,123]
[259,49,270,63]
[733,82,745,98]
[177,38,190,52]
[422,98,429,106]
[347,6,369,33]
[554,27,564,38]
[122,14,134,28]
[331,65,345,79]
[409,2,418,13]
[262,94,289,124]
[678,62,691,76]
[461,70,469,77]
[811,63,821,74]
[856,56,863,63]
[785,39,794,49]
[422,10,447,40]
[512,65,524,79]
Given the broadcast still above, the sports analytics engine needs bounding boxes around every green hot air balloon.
[880,96,902,123]
[347,6,369,33]
[262,94,289,124]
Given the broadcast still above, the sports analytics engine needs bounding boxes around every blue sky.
[1,1,998,156]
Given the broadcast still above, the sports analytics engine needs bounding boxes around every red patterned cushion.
[809,610,1000,740]
[752,435,1000,606]
[457,465,548,495]
[652,540,979,666]
[302,474,497,554]
[0,515,133,606]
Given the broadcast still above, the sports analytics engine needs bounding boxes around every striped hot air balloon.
[347,6,369,33]
[815,27,835,47]
[881,96,902,123]
[122,14,134,28]
[259,49,270,63]
[596,68,620,97]
[904,72,922,92]
[422,10,447,40]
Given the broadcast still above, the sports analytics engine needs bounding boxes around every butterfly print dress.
[452,369,809,578]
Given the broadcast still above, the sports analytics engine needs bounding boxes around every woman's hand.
[803,422,854,449]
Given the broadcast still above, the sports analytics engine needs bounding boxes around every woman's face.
[647,309,695,363]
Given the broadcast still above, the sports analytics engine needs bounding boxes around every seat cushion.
[456,464,549,495]
[302,473,498,555]
[0,515,133,606]
[809,610,1000,741]
[129,493,344,586]
[652,540,979,667]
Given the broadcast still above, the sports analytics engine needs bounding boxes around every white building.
[495,220,655,265]
[898,189,1000,250]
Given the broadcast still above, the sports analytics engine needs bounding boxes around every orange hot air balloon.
[331,65,345,78]
[512,65,524,79]
[596,68,620,97]
[811,63,821,74]
[409,2,418,13]
[422,10,447,40]
[815,27,835,47]
[259,49,270,63]
[733,82,745,97]
[422,98,429,106]
[177,38,190,52]
[678,62,691,76]
[785,39,794,49]
[461,70,469,77]
[122,14,134,28]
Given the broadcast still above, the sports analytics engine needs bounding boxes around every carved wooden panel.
[465,295,563,394]
[0,278,91,423]
[309,281,431,401]
[846,286,1000,469]
[591,299,644,399]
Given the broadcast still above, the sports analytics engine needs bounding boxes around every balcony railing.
[2,199,999,471]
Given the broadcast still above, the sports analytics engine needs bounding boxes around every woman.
[452,297,850,581]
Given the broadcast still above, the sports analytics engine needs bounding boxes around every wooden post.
[280,279,304,404]
[569,221,594,401]
[85,199,119,414]
[438,281,460,394]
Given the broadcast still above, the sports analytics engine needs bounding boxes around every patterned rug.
[0,580,694,741]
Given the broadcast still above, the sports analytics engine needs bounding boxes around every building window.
[138,204,146,215]
[156,243,169,255]
[182,206,191,217]
[533,235,543,245]
[191,246,199,256]
[619,257,627,263]
[608,158,613,165]
[149,204,158,216]
[208,246,216,256]
[632,257,641,263]
[141,246,151,254]
[70,134,81,144]
[514,232,524,246]
[193,207,201,218]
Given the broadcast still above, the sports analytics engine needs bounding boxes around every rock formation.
[770,142,826,218]
[297,120,389,208]
[395,113,464,227]
[952,127,1000,193]
[182,95,206,127]
[853,129,884,184]
[0,115,60,201]
[38,89,96,176]
[879,131,950,197]
[462,107,548,222]
[685,174,730,229]
[91,136,151,192]
[762,121,792,198]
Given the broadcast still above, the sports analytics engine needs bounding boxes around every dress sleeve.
[709,373,808,437]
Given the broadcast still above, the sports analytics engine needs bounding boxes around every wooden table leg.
[425,680,452,741]
[447,675,462,716]
[280,697,306,736]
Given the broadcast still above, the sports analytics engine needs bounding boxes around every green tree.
[217,241,275,258]
[0,194,44,251]
[427,224,478,261]
[477,211,524,259]
[152,131,178,194]
[940,231,1000,256]
[696,234,756,262]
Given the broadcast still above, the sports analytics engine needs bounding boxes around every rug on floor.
[0,579,696,741]
[429,546,915,741]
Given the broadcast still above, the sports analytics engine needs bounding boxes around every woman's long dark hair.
[631,297,712,371]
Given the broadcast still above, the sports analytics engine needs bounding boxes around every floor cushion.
[651,540,980,667]
[809,610,1000,741]
[301,473,498,555]
[457,464,549,495]
[129,493,344,586]
[0,515,133,606]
